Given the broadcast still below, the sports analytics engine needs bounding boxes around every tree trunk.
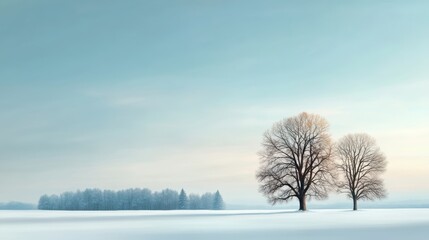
[299,196,307,211]
[353,197,357,211]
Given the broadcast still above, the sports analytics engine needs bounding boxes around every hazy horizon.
[1,0,429,207]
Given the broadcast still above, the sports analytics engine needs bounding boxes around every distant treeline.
[38,188,225,210]
[0,201,36,210]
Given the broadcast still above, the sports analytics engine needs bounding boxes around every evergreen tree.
[38,194,50,210]
[188,194,201,209]
[37,188,225,210]
[200,193,214,209]
[213,190,225,210]
[178,189,188,209]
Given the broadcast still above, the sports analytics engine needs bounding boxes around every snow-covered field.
[1,209,429,240]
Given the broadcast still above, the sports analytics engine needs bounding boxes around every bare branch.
[256,112,335,210]
[335,133,387,210]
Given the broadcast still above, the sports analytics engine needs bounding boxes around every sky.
[1,0,429,206]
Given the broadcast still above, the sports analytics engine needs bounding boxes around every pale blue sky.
[1,0,429,206]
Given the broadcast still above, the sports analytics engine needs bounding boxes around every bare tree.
[256,112,336,211]
[336,133,387,210]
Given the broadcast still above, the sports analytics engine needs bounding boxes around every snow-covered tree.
[188,194,201,210]
[178,189,188,209]
[200,193,214,209]
[37,188,224,211]
[38,194,51,210]
[212,190,225,210]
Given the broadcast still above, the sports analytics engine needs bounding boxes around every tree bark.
[299,196,307,211]
[353,197,357,211]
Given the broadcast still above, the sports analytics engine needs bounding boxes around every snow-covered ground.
[1,209,429,240]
